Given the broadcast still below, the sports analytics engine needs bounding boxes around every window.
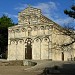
[22,28,26,32]
[16,29,20,33]
[40,26,44,30]
[45,25,50,30]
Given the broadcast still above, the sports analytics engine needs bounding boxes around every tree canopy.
[0,15,15,58]
[64,5,75,19]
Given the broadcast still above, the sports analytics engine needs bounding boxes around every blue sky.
[0,0,75,28]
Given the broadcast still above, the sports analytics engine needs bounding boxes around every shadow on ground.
[39,63,75,75]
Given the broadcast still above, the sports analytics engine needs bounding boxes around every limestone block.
[51,50,61,61]
[16,40,24,60]
[38,30,44,35]
[10,32,14,38]
[8,41,16,60]
[52,33,72,45]
[45,30,49,35]
[41,39,49,59]
[20,31,25,37]
[32,30,37,36]
[32,38,41,60]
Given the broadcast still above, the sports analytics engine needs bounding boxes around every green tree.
[64,5,75,19]
[0,15,15,58]
[64,5,75,30]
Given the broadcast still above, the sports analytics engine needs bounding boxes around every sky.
[0,0,75,28]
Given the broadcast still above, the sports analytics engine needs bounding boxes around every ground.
[0,60,75,75]
[0,59,41,75]
[0,66,41,75]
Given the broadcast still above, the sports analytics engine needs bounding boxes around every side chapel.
[8,6,75,61]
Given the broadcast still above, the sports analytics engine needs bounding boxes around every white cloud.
[33,1,58,19]
[15,1,58,16]
[54,17,75,28]
[33,2,57,12]
[15,4,27,10]
[4,12,18,18]
[55,18,73,25]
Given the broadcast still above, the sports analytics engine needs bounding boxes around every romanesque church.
[8,6,75,61]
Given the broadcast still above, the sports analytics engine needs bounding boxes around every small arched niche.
[45,25,50,35]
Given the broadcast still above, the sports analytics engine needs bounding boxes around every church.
[8,6,75,61]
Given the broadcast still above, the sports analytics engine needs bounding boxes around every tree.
[0,15,15,58]
[64,5,75,19]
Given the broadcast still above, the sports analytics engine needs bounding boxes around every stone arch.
[25,38,32,59]
[40,26,44,30]
[32,26,38,36]
[10,29,15,38]
[33,26,38,31]
[28,27,32,36]
[39,26,45,35]
[31,14,38,24]
[10,40,16,45]
[45,25,50,35]
[43,36,50,42]
[17,39,24,44]
[16,39,24,60]
[41,37,50,59]
[25,38,32,43]
[21,28,26,32]
[15,28,21,38]
[18,27,26,38]
[32,37,41,59]
[34,37,42,42]
[28,27,32,31]
[45,25,50,30]
[15,29,20,33]
[9,40,16,60]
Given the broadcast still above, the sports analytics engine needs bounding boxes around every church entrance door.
[25,38,32,59]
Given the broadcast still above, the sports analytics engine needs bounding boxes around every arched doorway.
[25,38,32,59]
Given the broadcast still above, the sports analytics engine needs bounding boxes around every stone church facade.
[8,6,75,61]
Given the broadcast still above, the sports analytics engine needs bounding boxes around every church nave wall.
[8,41,16,60]
[16,40,24,60]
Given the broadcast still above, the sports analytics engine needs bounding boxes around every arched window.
[40,26,44,30]
[28,27,32,36]
[45,25,50,30]
[21,28,26,32]
[43,37,49,42]
[16,29,20,33]
[34,38,40,42]
[11,29,14,33]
